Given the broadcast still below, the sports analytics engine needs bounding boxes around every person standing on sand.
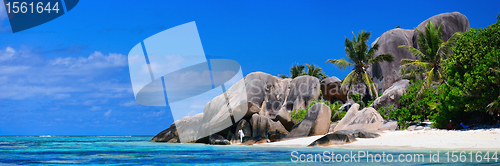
[238,128,244,143]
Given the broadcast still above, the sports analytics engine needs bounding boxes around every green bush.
[387,80,439,129]
[291,99,345,123]
[435,21,500,128]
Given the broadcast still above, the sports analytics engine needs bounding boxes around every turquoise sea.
[0,136,497,165]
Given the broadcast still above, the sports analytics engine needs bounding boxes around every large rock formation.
[369,28,415,93]
[333,103,385,132]
[370,79,410,110]
[321,76,347,103]
[286,103,331,138]
[369,12,470,93]
[283,75,321,112]
[413,12,470,50]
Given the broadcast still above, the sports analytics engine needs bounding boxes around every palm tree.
[399,20,461,91]
[326,30,394,99]
[497,12,500,20]
[304,63,327,80]
[279,63,305,79]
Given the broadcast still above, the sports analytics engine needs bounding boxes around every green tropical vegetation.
[434,20,500,127]
[279,63,327,80]
[384,80,440,128]
[399,20,461,94]
[290,99,346,123]
[279,63,305,79]
[326,30,394,99]
[386,20,500,129]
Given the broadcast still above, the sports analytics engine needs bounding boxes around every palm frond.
[290,63,305,78]
[400,60,431,70]
[438,32,461,59]
[341,70,357,90]
[326,58,353,70]
[425,68,435,88]
[363,71,378,98]
[278,74,289,79]
[399,45,425,59]
[369,53,394,64]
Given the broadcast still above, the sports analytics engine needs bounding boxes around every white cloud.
[90,106,101,111]
[120,100,137,107]
[50,51,127,69]
[104,110,112,117]
[0,47,15,62]
[142,110,165,117]
[0,47,132,100]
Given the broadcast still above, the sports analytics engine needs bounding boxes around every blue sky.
[0,0,499,136]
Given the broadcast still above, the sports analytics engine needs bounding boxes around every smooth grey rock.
[334,104,385,132]
[321,76,347,103]
[415,126,424,130]
[209,134,230,145]
[368,28,415,94]
[407,125,417,131]
[283,75,321,112]
[334,129,380,138]
[245,72,288,118]
[250,114,271,139]
[275,108,294,131]
[371,79,410,110]
[378,121,399,131]
[308,133,357,146]
[286,103,331,138]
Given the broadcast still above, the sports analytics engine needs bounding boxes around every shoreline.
[246,128,500,151]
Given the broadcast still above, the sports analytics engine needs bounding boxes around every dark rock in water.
[308,133,357,146]
[378,121,399,131]
[209,134,230,145]
[334,129,380,138]
[286,103,331,138]
[150,123,179,143]
[334,104,384,132]
[368,28,415,93]
[370,79,410,110]
[413,12,470,50]
[283,75,321,112]
[321,76,347,103]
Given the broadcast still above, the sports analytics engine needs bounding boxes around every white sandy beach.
[252,129,500,150]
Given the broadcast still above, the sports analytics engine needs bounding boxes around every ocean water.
[0,136,497,165]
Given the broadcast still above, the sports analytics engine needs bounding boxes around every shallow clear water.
[0,136,498,165]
